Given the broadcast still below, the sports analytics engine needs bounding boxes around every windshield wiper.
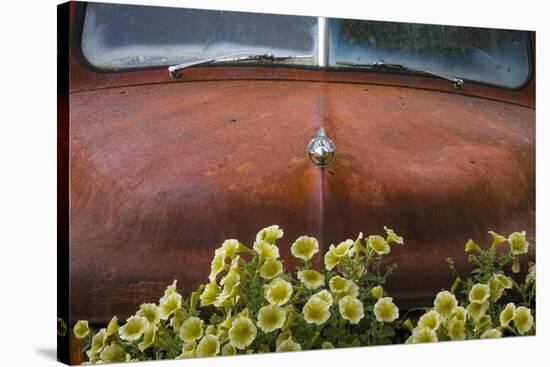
[168,53,313,79]
[336,60,464,90]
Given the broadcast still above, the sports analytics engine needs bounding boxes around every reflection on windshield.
[328,19,530,88]
[82,3,318,69]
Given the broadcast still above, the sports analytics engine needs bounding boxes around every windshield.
[328,19,531,89]
[80,2,531,89]
[81,2,318,69]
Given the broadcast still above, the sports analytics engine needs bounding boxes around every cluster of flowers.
[74,225,404,363]
[404,230,535,343]
[73,226,535,364]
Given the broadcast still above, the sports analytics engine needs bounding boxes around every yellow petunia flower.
[474,314,492,333]
[106,316,118,337]
[488,231,507,246]
[282,305,297,330]
[138,326,156,352]
[467,301,489,320]
[451,306,468,321]
[163,280,178,297]
[276,338,301,352]
[322,341,335,349]
[371,285,384,300]
[170,308,186,332]
[513,306,534,335]
[329,275,348,293]
[257,304,287,333]
[200,282,222,307]
[480,328,502,339]
[418,310,441,330]
[352,232,365,254]
[343,281,359,298]
[434,291,458,318]
[85,351,100,364]
[367,235,390,255]
[265,278,293,306]
[297,270,325,290]
[218,312,233,331]
[220,270,241,292]
[73,320,90,339]
[177,341,196,359]
[489,278,505,302]
[303,296,331,325]
[469,283,490,304]
[526,263,535,284]
[447,319,465,341]
[196,334,220,357]
[119,316,150,342]
[412,327,438,343]
[324,249,340,271]
[329,275,357,297]
[324,240,354,270]
[291,235,319,260]
[159,291,182,320]
[508,231,529,255]
[374,297,399,323]
[222,239,242,259]
[276,330,292,347]
[339,296,365,324]
[222,342,236,356]
[216,271,240,307]
[464,239,481,253]
[228,316,257,350]
[384,226,403,245]
[99,343,126,363]
[312,289,334,306]
[493,274,513,289]
[259,258,283,279]
[499,303,516,327]
[511,257,521,273]
[205,325,216,336]
[253,240,280,259]
[137,303,161,326]
[180,316,204,342]
[90,328,106,355]
[237,308,251,318]
[256,225,284,244]
[209,249,226,282]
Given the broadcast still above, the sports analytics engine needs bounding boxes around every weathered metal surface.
[69,79,535,323]
[70,58,535,109]
[319,83,535,303]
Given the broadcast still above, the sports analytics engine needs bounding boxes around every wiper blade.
[336,60,464,90]
[168,53,313,79]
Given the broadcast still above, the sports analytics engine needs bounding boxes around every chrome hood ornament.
[308,128,336,167]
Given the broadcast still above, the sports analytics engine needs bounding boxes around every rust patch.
[204,170,218,177]
[236,162,254,171]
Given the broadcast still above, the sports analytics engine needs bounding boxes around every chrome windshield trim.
[318,16,328,67]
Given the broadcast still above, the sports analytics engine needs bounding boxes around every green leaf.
[380,324,396,338]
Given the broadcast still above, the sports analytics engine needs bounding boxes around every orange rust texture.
[69,80,535,323]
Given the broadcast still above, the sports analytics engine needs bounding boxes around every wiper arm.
[168,53,313,79]
[336,60,464,90]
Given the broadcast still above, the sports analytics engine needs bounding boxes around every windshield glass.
[328,19,531,88]
[80,3,531,89]
[81,2,318,69]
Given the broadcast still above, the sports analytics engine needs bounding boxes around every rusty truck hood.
[70,80,535,322]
